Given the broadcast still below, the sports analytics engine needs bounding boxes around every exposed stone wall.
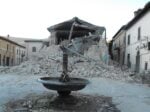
[49,31,57,45]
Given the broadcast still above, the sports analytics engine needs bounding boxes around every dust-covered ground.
[0,45,150,112]
[5,93,120,112]
[0,74,150,112]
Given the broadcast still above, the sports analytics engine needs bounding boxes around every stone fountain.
[38,19,91,96]
[38,47,90,96]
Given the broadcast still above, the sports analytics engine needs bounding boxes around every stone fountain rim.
[37,77,90,86]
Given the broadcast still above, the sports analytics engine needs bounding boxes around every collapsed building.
[0,17,135,83]
[47,17,106,45]
[47,17,109,63]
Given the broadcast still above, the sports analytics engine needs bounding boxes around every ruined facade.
[47,17,109,63]
[47,17,106,46]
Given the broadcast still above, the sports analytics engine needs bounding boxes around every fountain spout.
[59,46,70,82]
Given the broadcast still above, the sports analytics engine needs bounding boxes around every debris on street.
[5,93,120,112]
[0,44,137,83]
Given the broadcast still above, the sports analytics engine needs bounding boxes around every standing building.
[0,36,25,66]
[112,25,126,65]
[125,2,150,73]
[25,39,44,59]
[15,45,26,65]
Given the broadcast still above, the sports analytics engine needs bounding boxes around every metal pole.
[63,52,68,75]
[60,21,77,82]
[68,22,75,42]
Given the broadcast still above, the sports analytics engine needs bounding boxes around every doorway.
[135,51,140,73]
[6,57,10,66]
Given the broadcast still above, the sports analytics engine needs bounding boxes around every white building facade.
[25,40,43,59]
[125,2,150,73]
[15,45,26,65]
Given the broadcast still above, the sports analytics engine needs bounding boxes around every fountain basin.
[38,77,90,96]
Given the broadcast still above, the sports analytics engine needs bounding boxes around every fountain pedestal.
[38,47,89,96]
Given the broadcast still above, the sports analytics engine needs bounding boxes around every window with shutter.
[148,42,150,50]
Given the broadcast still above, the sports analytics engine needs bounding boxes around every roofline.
[47,17,105,32]
[0,36,25,48]
[24,40,44,42]
[126,2,150,30]
[112,25,126,39]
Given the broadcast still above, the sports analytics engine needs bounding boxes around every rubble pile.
[5,93,120,112]
[0,45,63,76]
[133,71,150,84]
[69,60,133,82]
[0,44,136,82]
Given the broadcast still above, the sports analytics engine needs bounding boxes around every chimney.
[134,9,142,17]
[7,34,10,38]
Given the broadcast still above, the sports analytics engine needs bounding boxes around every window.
[7,44,9,51]
[13,46,15,52]
[10,45,11,52]
[148,42,150,50]
[124,35,126,44]
[145,62,148,70]
[127,54,131,68]
[138,27,141,40]
[127,54,130,61]
[32,47,36,52]
[128,35,130,45]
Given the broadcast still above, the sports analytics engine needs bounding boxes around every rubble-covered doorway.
[135,51,140,73]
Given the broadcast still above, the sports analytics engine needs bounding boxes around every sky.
[0,0,149,40]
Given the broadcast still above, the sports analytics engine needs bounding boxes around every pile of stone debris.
[5,93,120,112]
[0,45,138,83]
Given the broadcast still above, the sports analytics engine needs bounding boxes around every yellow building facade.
[0,36,25,66]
